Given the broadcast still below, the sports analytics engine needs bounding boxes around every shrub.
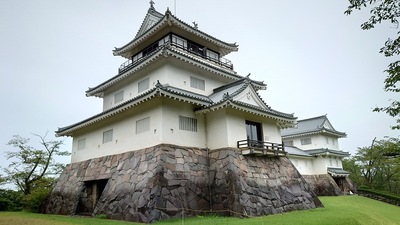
[0,189,24,211]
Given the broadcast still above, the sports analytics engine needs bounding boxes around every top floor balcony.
[118,33,234,74]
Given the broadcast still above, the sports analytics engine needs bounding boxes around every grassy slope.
[0,196,399,225]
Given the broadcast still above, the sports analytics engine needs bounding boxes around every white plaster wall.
[206,108,282,150]
[161,98,206,148]
[102,62,230,111]
[288,156,314,175]
[71,99,208,163]
[288,134,340,150]
[312,156,330,174]
[206,109,229,149]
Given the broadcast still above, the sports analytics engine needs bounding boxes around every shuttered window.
[78,138,86,150]
[179,115,197,132]
[103,129,113,143]
[136,117,150,134]
[114,90,124,104]
[138,78,150,93]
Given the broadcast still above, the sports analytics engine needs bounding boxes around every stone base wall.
[46,145,322,223]
[302,174,356,196]
[209,148,322,216]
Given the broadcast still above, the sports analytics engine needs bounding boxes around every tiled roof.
[281,115,346,138]
[327,167,350,177]
[59,79,295,136]
[87,45,243,97]
[285,146,312,157]
[305,148,350,157]
[113,7,238,57]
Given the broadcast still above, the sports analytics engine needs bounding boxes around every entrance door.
[245,120,262,147]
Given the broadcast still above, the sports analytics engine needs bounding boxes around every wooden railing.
[118,34,234,74]
[237,139,286,157]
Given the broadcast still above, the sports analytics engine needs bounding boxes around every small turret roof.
[281,115,346,138]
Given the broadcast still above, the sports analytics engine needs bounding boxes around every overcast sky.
[0,0,398,169]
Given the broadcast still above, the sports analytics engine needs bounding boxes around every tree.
[345,137,400,194]
[345,0,400,129]
[1,133,69,196]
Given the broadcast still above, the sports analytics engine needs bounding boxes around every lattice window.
[190,76,205,91]
[300,138,312,145]
[179,115,197,132]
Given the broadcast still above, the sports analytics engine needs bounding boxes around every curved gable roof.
[113,7,238,58]
[281,115,346,138]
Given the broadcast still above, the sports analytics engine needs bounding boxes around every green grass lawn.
[0,196,399,225]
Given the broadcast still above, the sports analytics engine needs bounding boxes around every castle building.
[282,115,353,195]
[46,3,322,222]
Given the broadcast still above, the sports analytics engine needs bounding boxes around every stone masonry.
[45,144,322,223]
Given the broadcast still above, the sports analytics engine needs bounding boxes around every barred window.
[77,138,86,150]
[103,129,113,144]
[114,90,124,104]
[138,78,150,93]
[190,76,205,91]
[136,117,150,134]
[300,138,312,145]
[179,115,197,132]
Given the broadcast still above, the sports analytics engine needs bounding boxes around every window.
[300,138,312,145]
[103,129,113,143]
[136,117,150,134]
[179,115,197,132]
[206,49,219,62]
[114,90,124,104]
[326,137,329,144]
[245,120,263,146]
[190,76,205,90]
[283,140,293,146]
[172,35,187,49]
[78,138,86,150]
[138,78,150,93]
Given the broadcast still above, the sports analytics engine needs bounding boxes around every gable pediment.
[233,85,268,109]
[322,119,334,130]
[135,9,164,39]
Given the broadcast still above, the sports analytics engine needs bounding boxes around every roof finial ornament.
[192,21,198,29]
[150,0,155,9]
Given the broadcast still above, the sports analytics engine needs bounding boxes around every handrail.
[118,39,233,74]
[237,139,286,156]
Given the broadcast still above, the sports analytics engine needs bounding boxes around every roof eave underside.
[113,12,238,58]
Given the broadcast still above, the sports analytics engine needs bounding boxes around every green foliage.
[0,189,24,211]
[1,133,69,196]
[345,137,400,195]
[24,177,56,213]
[1,196,400,225]
[95,214,108,219]
[358,187,400,203]
[345,0,400,129]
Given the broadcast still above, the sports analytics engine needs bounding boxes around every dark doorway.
[76,179,108,215]
[245,120,263,147]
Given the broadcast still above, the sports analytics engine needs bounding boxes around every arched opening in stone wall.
[76,179,109,215]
